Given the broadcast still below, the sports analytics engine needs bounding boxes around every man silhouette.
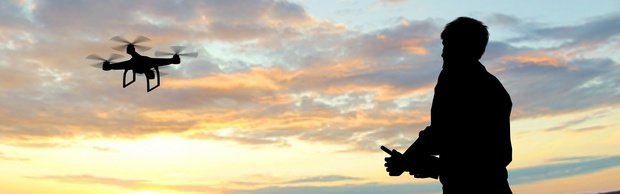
[384,17,513,193]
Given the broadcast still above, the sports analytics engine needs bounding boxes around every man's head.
[441,17,489,62]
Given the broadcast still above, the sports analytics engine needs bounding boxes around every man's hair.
[440,17,489,60]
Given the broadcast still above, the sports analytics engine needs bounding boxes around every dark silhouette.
[86,36,198,92]
[384,17,513,193]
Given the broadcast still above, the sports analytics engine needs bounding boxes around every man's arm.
[384,131,440,179]
[394,126,440,179]
[403,126,439,159]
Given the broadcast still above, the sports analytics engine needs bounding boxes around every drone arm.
[104,60,132,70]
[148,58,178,67]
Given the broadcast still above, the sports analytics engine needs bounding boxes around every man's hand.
[383,147,406,176]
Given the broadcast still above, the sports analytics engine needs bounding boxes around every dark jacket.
[412,61,512,192]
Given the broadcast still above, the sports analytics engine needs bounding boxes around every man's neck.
[442,59,481,70]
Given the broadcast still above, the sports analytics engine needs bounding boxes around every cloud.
[544,125,607,133]
[189,129,291,147]
[286,175,362,183]
[226,174,363,187]
[497,57,620,119]
[480,14,620,119]
[31,173,361,193]
[27,155,620,194]
[230,181,442,194]
[380,0,409,6]
[529,13,620,48]
[232,155,620,194]
[90,146,121,153]
[542,109,611,132]
[0,0,618,156]
[32,174,148,188]
[508,155,620,185]
[545,155,603,163]
[1,3,619,194]
[29,174,222,193]
[0,153,30,161]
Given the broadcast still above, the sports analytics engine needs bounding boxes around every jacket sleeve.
[402,126,440,159]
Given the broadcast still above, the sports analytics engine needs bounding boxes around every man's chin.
[443,57,476,63]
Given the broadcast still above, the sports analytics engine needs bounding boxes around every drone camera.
[145,71,155,80]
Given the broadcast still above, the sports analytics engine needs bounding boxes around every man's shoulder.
[482,69,512,102]
[476,63,503,84]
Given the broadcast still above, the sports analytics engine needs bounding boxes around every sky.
[0,0,619,193]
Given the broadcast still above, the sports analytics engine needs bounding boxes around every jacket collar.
[442,60,485,72]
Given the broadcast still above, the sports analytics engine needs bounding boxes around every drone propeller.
[86,53,124,68]
[110,35,152,52]
[154,46,198,58]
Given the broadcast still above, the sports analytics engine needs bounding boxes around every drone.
[87,36,198,92]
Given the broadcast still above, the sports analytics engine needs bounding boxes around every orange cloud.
[165,67,296,90]
[401,19,410,27]
[400,39,429,55]
[506,55,565,67]
[141,110,199,122]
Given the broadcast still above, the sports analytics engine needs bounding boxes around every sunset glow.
[1,0,619,194]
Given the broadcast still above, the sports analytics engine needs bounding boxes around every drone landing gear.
[123,69,135,88]
[121,68,160,92]
[146,67,160,92]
